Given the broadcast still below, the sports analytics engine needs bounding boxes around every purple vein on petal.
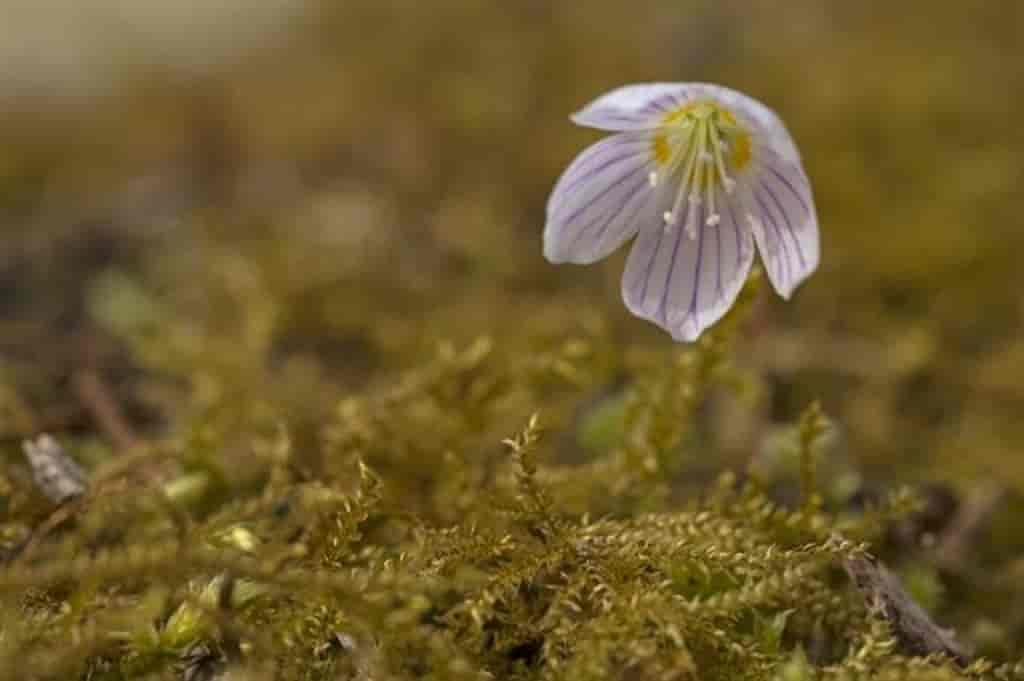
[593,173,650,244]
[620,178,655,237]
[765,164,811,217]
[561,162,646,226]
[760,181,807,268]
[754,190,793,289]
[714,218,723,300]
[570,170,649,250]
[558,143,648,198]
[639,226,665,306]
[689,203,706,328]
[725,198,743,270]
[658,205,687,325]
[644,92,680,114]
[571,167,647,238]
[595,114,645,124]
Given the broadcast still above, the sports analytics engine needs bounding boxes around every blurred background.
[1,0,1024,656]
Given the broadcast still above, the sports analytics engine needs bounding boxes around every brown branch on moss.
[844,553,970,665]
[69,327,142,452]
[72,367,140,453]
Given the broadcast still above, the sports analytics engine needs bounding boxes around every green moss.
[0,319,1016,679]
[2,1,1024,678]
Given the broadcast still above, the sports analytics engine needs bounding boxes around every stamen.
[681,122,706,238]
[702,118,722,230]
[708,116,736,195]
[664,120,701,226]
[652,101,749,238]
[705,187,718,225]
[685,199,699,240]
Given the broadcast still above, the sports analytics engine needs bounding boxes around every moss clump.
[1,1,1024,677]
[1,310,1021,680]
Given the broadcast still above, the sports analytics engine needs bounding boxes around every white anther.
[698,151,713,163]
[648,171,659,187]
[706,213,721,227]
[663,211,675,225]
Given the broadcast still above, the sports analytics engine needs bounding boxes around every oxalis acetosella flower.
[544,83,820,341]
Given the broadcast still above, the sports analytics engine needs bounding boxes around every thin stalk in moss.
[797,400,828,515]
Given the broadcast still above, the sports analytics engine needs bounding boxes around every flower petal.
[544,133,656,264]
[572,83,802,166]
[696,83,803,164]
[571,83,694,131]
[744,152,820,298]
[621,194,756,342]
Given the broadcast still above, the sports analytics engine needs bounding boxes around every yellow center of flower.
[651,101,752,172]
[647,100,754,237]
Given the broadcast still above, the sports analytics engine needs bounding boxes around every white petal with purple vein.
[571,83,692,131]
[744,152,819,298]
[705,84,803,164]
[544,133,656,264]
[621,194,756,341]
[573,83,803,166]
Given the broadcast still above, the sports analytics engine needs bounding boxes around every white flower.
[544,83,820,341]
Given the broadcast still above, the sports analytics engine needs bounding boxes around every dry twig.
[844,554,969,665]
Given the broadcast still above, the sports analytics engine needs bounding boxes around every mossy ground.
[1,1,1023,678]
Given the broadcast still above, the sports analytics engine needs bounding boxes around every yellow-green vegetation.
[0,320,993,680]
[1,1,1023,679]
